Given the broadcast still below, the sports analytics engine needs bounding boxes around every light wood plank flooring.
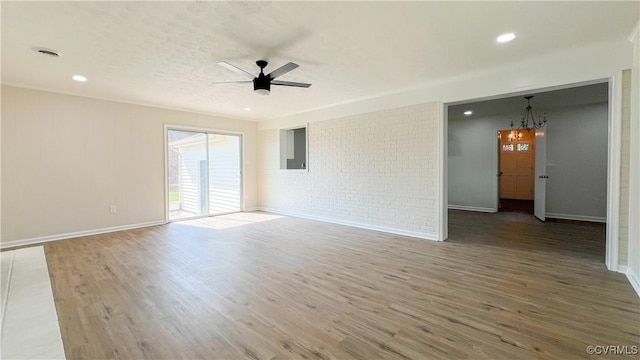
[44,211,639,359]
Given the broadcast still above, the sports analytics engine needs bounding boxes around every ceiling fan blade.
[271,80,311,88]
[267,62,299,79]
[213,81,253,85]
[217,61,255,79]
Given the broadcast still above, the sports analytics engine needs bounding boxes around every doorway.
[167,128,242,221]
[498,129,535,214]
[445,81,612,266]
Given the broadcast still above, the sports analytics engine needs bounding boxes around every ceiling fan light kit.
[253,60,271,95]
[216,60,311,95]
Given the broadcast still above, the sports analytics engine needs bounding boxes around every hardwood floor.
[44,211,639,359]
[498,199,534,213]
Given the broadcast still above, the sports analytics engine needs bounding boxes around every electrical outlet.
[110,205,117,214]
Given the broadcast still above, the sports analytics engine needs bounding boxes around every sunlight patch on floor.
[175,211,284,230]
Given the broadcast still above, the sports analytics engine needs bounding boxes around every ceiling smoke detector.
[31,47,61,57]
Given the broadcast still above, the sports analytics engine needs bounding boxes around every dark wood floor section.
[45,211,639,359]
[499,199,534,213]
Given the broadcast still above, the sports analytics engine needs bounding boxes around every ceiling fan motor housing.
[253,74,271,95]
[254,60,271,95]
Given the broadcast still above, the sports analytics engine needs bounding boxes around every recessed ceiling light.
[244,107,252,111]
[464,110,473,116]
[497,33,516,43]
[32,46,61,57]
[72,75,87,82]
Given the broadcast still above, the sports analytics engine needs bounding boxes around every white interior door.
[534,127,547,221]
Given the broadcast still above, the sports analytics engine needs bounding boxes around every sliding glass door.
[208,134,241,215]
[167,129,242,221]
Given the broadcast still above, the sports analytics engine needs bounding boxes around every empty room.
[1,2,639,359]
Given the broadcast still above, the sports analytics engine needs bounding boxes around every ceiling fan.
[215,60,311,95]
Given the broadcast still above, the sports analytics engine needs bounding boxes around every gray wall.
[545,103,608,219]
[286,128,307,169]
[448,114,509,211]
[448,102,609,220]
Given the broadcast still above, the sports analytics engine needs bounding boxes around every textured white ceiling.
[1,1,638,121]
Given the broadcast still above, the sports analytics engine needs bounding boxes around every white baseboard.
[617,265,640,299]
[448,205,497,213]
[545,213,606,223]
[0,220,166,250]
[256,207,439,241]
[626,268,640,298]
[244,207,260,212]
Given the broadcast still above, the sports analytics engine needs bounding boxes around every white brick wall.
[258,102,439,238]
[619,69,631,266]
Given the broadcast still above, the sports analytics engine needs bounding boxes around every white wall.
[258,103,440,239]
[1,86,257,246]
[626,23,640,296]
[448,102,609,220]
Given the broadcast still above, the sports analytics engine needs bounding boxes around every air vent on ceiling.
[32,47,61,57]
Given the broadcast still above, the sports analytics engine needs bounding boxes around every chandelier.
[509,95,547,141]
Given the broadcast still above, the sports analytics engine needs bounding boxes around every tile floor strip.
[0,246,66,359]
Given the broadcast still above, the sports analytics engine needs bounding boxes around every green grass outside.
[169,191,180,202]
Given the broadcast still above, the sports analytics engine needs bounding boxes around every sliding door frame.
[164,124,244,223]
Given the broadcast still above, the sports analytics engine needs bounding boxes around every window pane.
[168,130,208,220]
[208,134,241,215]
[502,144,514,152]
[517,143,529,151]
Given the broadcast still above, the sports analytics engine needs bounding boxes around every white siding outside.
[209,135,241,214]
[175,135,207,216]
[170,134,240,217]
